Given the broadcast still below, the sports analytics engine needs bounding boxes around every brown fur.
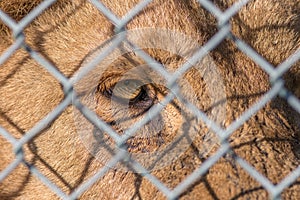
[0,0,299,199]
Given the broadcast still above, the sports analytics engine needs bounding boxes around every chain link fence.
[0,0,299,199]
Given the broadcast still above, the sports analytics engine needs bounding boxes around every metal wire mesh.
[0,0,299,199]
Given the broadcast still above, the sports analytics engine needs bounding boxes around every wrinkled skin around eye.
[90,59,183,156]
[94,78,171,154]
[85,52,217,173]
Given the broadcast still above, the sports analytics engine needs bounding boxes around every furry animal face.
[0,0,299,199]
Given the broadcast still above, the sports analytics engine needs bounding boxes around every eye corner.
[97,82,112,97]
[129,86,152,105]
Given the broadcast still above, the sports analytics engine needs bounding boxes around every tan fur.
[0,0,299,199]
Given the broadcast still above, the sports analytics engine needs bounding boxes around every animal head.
[0,0,299,199]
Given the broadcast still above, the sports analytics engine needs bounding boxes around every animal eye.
[113,79,143,102]
[100,79,154,108]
